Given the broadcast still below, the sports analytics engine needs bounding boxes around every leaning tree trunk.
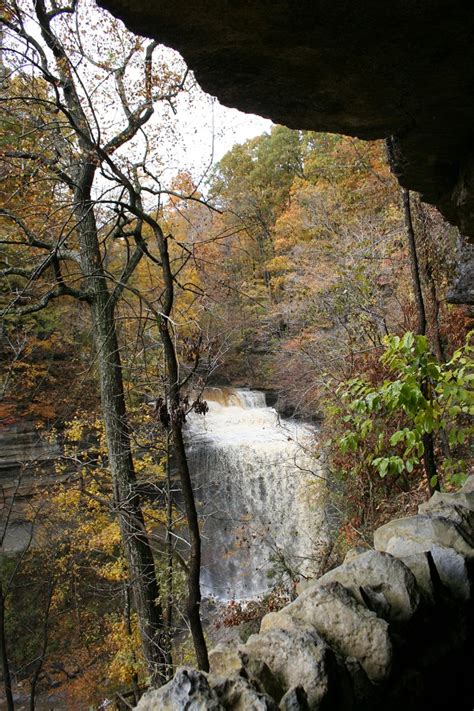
[153,223,209,673]
[77,176,171,685]
[401,188,439,494]
[402,188,427,336]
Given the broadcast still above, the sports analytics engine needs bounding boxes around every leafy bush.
[336,331,473,489]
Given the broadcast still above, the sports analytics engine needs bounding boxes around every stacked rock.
[135,477,474,710]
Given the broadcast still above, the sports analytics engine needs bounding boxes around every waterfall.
[185,388,329,600]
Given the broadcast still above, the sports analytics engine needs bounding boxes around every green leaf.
[390,430,405,446]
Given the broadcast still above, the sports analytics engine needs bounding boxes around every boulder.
[244,619,334,708]
[394,551,439,603]
[317,550,420,624]
[378,537,472,601]
[209,644,282,701]
[419,478,474,515]
[134,667,223,710]
[343,547,370,563]
[418,485,474,540]
[279,687,310,710]
[374,514,474,559]
[261,582,392,683]
[211,676,279,710]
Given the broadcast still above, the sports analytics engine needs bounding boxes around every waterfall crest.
[186,388,328,600]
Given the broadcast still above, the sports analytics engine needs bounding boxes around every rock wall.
[135,477,474,710]
[0,422,60,553]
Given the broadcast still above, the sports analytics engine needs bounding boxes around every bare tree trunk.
[0,586,14,711]
[75,177,170,685]
[165,432,174,674]
[7,0,176,687]
[29,580,54,711]
[170,420,209,672]
[410,196,445,361]
[401,189,439,494]
[154,229,209,673]
[401,188,427,336]
[124,585,141,705]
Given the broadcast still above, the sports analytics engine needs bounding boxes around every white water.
[185,388,329,600]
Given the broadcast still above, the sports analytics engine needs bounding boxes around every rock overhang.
[98,1,474,259]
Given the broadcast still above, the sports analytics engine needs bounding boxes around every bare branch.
[2,283,91,317]
[2,150,75,188]
[110,241,145,306]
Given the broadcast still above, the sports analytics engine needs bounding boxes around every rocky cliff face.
[99,0,474,249]
[134,477,474,710]
[0,422,60,552]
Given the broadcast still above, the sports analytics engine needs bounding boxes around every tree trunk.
[412,197,445,362]
[124,585,141,705]
[154,226,209,672]
[165,433,174,675]
[76,178,170,686]
[29,580,54,711]
[401,188,427,336]
[0,586,14,711]
[422,431,439,495]
[401,189,439,494]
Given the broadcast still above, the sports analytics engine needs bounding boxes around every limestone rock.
[374,514,474,559]
[418,486,474,539]
[134,667,223,710]
[461,475,474,493]
[343,657,380,709]
[343,547,369,563]
[379,538,472,601]
[261,582,392,683]
[212,676,279,710]
[279,687,310,710]
[317,550,420,624]
[209,644,282,701]
[394,552,439,603]
[244,619,334,708]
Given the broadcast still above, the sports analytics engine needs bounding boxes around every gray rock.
[134,667,223,710]
[395,551,438,603]
[461,475,474,493]
[419,480,474,515]
[419,492,474,540]
[279,687,310,710]
[245,619,333,709]
[209,644,281,701]
[212,675,279,710]
[343,546,369,563]
[317,550,420,624]
[261,582,392,683]
[344,657,380,708]
[374,514,474,559]
[379,538,471,601]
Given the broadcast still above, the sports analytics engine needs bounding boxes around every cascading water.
[185,388,329,600]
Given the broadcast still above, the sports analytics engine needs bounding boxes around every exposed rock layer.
[134,477,474,710]
[99,0,474,243]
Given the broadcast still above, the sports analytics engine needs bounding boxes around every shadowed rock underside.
[99,0,474,247]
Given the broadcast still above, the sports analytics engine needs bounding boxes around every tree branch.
[3,283,91,317]
[110,241,145,306]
